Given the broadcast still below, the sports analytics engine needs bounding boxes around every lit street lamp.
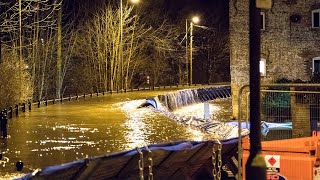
[186,16,199,86]
[119,0,139,91]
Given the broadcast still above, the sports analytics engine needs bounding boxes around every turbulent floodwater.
[0,89,232,179]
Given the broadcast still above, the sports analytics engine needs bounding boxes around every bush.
[0,55,32,109]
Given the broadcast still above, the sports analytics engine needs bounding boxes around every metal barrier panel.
[238,84,320,180]
[239,84,320,141]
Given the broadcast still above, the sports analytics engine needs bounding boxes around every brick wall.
[230,0,320,117]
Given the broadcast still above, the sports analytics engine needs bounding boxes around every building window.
[260,58,266,76]
[260,12,266,30]
[313,57,320,74]
[312,9,320,28]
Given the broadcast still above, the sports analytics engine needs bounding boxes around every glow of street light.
[130,0,140,4]
[192,16,200,24]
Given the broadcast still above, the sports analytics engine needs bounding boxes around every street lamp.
[187,16,200,86]
[120,0,139,91]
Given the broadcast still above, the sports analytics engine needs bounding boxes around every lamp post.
[119,0,139,91]
[188,16,199,86]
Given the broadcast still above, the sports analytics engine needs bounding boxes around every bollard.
[117,89,119,93]
[0,153,2,160]
[164,86,166,89]
[28,102,31,111]
[69,95,71,101]
[15,104,19,116]
[110,90,112,94]
[84,94,86,99]
[1,112,7,138]
[16,161,23,171]
[45,99,48,106]
[138,87,140,91]
[124,89,126,93]
[76,94,79,100]
[60,97,63,103]
[90,92,93,97]
[53,99,55,104]
[22,103,26,112]
[102,91,105,95]
[38,100,41,108]
[96,91,99,96]
[9,106,13,119]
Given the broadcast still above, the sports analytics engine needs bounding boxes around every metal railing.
[237,83,320,179]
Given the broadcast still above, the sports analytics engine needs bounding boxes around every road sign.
[256,0,272,9]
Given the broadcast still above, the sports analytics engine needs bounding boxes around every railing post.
[1,112,7,138]
[28,102,31,111]
[15,104,19,116]
[9,106,13,119]
[22,103,26,112]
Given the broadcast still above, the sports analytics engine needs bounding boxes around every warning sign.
[265,155,280,168]
[256,0,272,9]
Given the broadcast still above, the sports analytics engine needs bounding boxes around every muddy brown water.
[0,89,232,179]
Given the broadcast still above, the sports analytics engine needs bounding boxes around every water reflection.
[0,90,232,178]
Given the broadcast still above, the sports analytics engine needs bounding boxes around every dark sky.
[64,0,228,30]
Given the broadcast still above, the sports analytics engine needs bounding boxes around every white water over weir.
[144,86,249,139]
[157,86,231,111]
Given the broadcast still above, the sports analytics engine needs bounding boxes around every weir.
[157,86,231,111]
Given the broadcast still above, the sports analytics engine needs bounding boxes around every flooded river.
[0,88,232,179]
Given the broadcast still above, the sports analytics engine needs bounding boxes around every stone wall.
[230,0,320,117]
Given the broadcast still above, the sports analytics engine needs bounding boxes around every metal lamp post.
[119,0,139,91]
[185,16,199,86]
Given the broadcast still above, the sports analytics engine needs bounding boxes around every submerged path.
[0,86,232,178]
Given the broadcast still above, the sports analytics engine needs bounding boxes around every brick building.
[230,0,320,117]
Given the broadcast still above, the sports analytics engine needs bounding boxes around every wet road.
[0,88,232,178]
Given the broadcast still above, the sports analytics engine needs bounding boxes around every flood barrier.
[18,138,239,180]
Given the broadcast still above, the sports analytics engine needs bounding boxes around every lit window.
[312,9,320,28]
[260,58,266,76]
[313,57,320,74]
[260,12,266,30]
